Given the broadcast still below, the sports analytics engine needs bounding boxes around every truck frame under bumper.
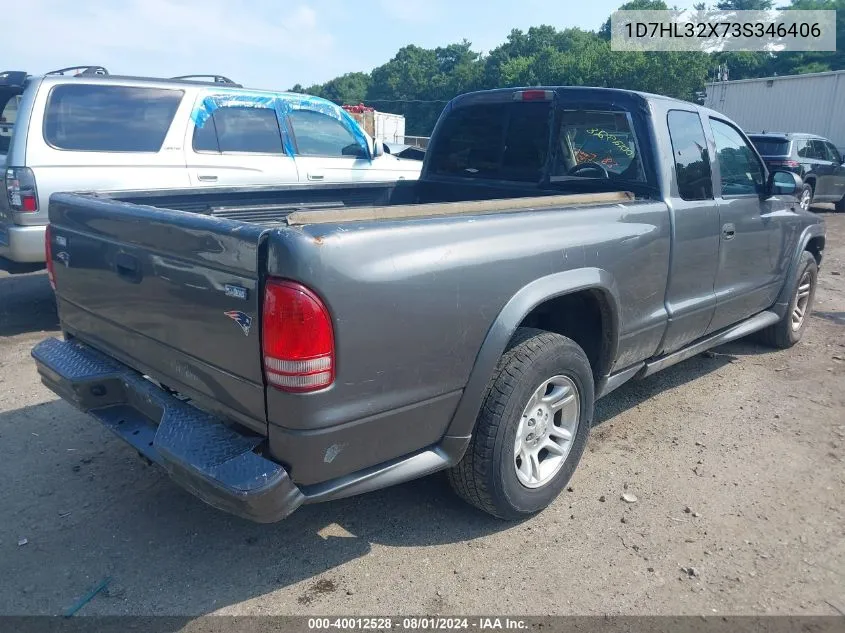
[31,337,304,523]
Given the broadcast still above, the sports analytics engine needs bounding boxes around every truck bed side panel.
[265,200,670,481]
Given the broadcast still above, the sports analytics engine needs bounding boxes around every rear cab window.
[428,100,646,185]
[43,84,183,152]
[557,110,643,181]
[428,102,550,182]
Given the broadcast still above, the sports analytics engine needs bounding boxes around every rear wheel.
[799,183,814,212]
[448,328,594,520]
[835,195,845,212]
[758,251,818,349]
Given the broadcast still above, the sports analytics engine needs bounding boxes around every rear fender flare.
[443,267,622,440]
[773,223,825,315]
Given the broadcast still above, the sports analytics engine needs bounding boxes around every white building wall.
[704,70,845,154]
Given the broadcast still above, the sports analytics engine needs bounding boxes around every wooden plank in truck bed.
[284,191,635,226]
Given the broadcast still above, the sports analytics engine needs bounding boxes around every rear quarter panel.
[266,200,671,438]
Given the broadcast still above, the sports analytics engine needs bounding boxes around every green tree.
[599,0,670,40]
[286,0,843,135]
[715,0,773,9]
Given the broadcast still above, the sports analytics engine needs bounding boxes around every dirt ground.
[0,211,843,619]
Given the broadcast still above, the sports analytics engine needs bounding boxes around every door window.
[667,110,713,201]
[287,110,367,158]
[798,139,828,161]
[709,119,765,197]
[823,141,842,164]
[192,106,285,154]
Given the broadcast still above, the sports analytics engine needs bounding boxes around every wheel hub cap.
[514,375,580,489]
[800,191,811,210]
[791,270,813,331]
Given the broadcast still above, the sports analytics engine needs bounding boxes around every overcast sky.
[8,0,700,91]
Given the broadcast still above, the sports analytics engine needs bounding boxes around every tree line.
[290,0,845,136]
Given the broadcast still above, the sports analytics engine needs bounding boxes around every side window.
[796,139,811,158]
[192,106,285,154]
[287,110,366,158]
[667,110,713,201]
[809,140,828,161]
[709,119,765,197]
[825,142,842,164]
[44,85,183,152]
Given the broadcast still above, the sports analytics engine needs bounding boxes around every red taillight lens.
[771,159,799,168]
[5,167,39,213]
[45,224,56,290]
[513,89,554,102]
[262,279,334,392]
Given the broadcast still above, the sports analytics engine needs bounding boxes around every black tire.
[799,183,814,212]
[758,251,818,349]
[447,328,594,520]
[835,195,845,212]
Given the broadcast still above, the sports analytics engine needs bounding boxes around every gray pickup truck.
[32,87,825,523]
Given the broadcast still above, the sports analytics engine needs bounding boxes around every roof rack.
[46,66,109,77]
[171,75,242,87]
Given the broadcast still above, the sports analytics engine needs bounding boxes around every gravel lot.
[1,212,843,618]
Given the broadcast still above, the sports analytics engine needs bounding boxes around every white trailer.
[342,106,407,144]
[704,70,845,155]
[374,110,406,144]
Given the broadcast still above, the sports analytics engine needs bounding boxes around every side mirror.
[371,139,384,159]
[768,170,803,198]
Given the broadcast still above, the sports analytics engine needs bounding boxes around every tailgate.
[48,193,268,434]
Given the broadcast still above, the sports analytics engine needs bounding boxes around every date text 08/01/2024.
[307,618,529,630]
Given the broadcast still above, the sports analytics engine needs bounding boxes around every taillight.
[5,167,39,213]
[513,89,554,102]
[45,224,56,290]
[770,159,799,168]
[262,279,334,392]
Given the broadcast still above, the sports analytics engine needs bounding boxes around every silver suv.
[1,67,421,266]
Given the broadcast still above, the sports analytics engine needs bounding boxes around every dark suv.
[0,71,29,163]
[748,132,845,212]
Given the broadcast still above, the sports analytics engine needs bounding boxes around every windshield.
[749,137,790,156]
[428,100,645,185]
[0,88,22,156]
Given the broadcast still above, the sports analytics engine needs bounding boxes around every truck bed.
[47,179,651,444]
[92,179,637,226]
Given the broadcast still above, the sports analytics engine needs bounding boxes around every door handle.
[722,223,736,240]
[197,174,218,182]
[115,252,142,283]
[307,173,324,181]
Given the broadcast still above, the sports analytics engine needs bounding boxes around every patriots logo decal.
[224,311,252,336]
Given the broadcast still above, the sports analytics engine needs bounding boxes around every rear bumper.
[31,337,305,523]
[0,222,47,263]
[31,336,470,522]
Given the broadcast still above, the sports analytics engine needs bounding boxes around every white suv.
[1,69,422,265]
